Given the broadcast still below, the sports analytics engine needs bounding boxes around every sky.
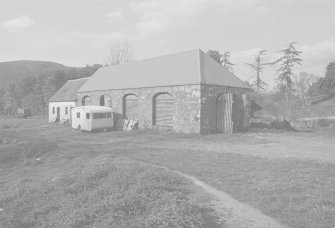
[1,0,335,88]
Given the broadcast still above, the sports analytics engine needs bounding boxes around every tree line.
[0,41,134,116]
[0,64,102,115]
[207,43,335,119]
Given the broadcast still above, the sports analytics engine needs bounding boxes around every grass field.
[0,117,334,228]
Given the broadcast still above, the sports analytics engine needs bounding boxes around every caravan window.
[98,113,107,118]
[53,107,55,114]
[86,113,90,119]
[92,112,111,119]
[93,113,105,119]
[77,112,80,118]
[65,107,68,115]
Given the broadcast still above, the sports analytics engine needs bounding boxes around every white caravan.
[71,106,114,131]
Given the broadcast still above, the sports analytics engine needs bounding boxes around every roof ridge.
[103,48,204,70]
[68,77,91,81]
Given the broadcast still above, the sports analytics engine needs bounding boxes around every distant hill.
[0,60,102,114]
[0,60,81,88]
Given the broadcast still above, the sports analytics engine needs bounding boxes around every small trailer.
[71,106,114,131]
[17,108,32,118]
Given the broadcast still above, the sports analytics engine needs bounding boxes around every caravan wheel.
[77,125,82,132]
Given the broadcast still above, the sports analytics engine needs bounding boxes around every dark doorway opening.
[56,107,60,122]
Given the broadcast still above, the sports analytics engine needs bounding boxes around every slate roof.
[49,77,90,102]
[78,49,250,92]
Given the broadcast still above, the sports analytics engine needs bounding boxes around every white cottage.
[48,77,89,123]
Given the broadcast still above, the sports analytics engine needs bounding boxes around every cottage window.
[65,107,68,115]
[86,113,90,119]
[52,107,55,114]
[77,112,80,118]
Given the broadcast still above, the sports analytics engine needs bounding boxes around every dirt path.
[127,157,288,228]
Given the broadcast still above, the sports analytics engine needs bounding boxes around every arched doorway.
[100,94,112,107]
[153,93,174,126]
[123,94,139,119]
[82,96,92,106]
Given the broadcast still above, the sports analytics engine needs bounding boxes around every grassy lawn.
[0,124,220,227]
[1,118,335,228]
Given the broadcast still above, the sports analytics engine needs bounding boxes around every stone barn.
[77,49,251,134]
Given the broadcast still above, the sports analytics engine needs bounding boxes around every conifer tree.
[273,42,303,119]
[247,50,268,92]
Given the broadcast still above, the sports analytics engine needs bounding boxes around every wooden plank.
[155,94,174,126]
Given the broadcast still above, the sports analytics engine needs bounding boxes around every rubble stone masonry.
[77,84,251,134]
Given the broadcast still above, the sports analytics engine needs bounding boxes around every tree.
[247,50,268,92]
[222,51,234,73]
[7,82,19,114]
[106,40,134,66]
[324,61,335,94]
[206,50,223,64]
[273,42,303,119]
[0,88,5,113]
[206,50,234,72]
[326,61,335,78]
[308,61,335,96]
[293,72,318,98]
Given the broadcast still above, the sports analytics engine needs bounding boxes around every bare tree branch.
[106,40,134,66]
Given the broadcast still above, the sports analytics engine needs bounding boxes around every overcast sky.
[1,0,335,87]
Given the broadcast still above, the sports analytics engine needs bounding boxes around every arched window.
[100,94,112,107]
[153,93,174,126]
[82,96,91,106]
[123,94,139,119]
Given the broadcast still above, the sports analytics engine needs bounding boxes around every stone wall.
[77,85,201,133]
[200,85,251,134]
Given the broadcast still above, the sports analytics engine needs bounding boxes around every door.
[216,93,233,134]
[154,93,173,126]
[69,107,74,123]
[216,94,225,133]
[56,107,60,122]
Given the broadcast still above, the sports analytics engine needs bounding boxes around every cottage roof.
[78,49,250,92]
[49,77,90,102]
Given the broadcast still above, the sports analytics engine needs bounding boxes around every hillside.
[0,60,90,89]
[0,60,101,113]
